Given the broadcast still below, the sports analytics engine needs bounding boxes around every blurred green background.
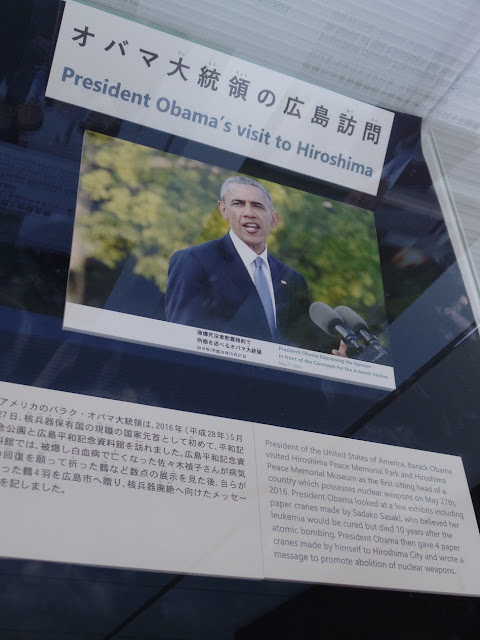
[69,131,387,333]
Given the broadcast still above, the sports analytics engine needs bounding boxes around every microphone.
[335,306,388,360]
[309,302,363,352]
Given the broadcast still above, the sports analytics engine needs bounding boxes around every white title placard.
[0,381,479,596]
[46,1,394,195]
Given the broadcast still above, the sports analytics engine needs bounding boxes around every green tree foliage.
[78,132,228,292]
[77,132,386,331]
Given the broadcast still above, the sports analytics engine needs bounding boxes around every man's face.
[218,184,279,255]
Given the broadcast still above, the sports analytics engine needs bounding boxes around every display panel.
[1,379,479,596]
[1,3,480,628]
[64,131,393,389]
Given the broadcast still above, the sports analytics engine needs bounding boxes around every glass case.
[1,1,480,637]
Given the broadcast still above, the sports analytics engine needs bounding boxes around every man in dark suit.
[165,176,326,350]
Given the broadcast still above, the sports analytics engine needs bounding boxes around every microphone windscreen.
[309,302,345,335]
[335,306,368,332]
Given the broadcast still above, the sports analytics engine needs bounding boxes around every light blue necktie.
[253,257,275,335]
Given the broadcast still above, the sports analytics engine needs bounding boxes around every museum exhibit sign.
[1,1,480,637]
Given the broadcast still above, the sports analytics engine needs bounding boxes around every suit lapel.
[218,234,257,301]
[269,256,290,334]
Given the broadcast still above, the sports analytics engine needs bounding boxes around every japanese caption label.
[0,381,262,579]
[46,1,394,194]
[1,380,480,596]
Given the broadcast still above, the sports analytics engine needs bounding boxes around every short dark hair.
[220,176,274,210]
